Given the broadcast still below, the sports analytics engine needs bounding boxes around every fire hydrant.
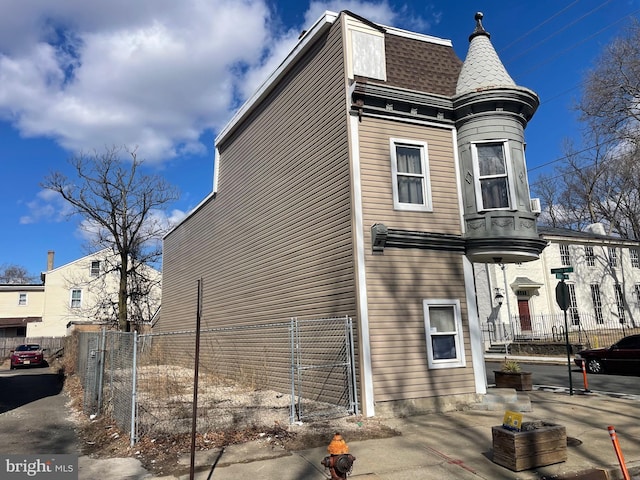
[321,433,356,480]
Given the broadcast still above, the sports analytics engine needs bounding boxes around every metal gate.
[290,316,358,422]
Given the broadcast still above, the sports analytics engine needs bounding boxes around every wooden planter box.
[492,422,567,471]
[494,371,532,391]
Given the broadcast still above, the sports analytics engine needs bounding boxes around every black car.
[574,334,640,374]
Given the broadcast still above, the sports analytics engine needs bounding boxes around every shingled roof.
[383,33,463,97]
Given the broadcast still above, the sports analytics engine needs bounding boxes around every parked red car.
[10,344,46,369]
[574,334,640,375]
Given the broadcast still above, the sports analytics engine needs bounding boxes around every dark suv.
[10,344,46,370]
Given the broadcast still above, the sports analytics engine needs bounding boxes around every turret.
[454,13,546,263]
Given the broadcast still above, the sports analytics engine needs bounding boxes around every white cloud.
[20,188,74,224]
[0,1,432,164]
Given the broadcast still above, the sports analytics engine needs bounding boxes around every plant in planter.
[494,358,532,391]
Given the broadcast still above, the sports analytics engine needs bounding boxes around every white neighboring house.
[0,250,161,337]
[475,224,640,345]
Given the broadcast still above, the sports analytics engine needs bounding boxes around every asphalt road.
[0,365,79,454]
[486,361,640,397]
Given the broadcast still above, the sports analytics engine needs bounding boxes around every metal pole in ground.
[189,279,203,480]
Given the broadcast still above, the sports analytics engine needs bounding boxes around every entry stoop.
[474,388,532,412]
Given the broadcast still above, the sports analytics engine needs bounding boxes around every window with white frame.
[568,283,579,325]
[471,141,514,210]
[585,246,595,267]
[559,244,570,266]
[591,284,603,324]
[422,299,465,369]
[631,249,640,268]
[18,293,27,306]
[608,247,618,268]
[614,284,625,323]
[70,289,82,308]
[390,139,432,211]
[90,260,100,276]
[634,284,640,303]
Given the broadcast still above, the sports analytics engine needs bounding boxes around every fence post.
[96,328,107,414]
[130,330,138,447]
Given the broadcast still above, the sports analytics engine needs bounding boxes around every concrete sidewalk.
[79,388,640,480]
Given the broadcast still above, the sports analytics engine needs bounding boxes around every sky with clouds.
[1,0,639,276]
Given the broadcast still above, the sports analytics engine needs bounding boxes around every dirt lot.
[65,364,399,477]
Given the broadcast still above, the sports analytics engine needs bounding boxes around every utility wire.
[499,0,581,53]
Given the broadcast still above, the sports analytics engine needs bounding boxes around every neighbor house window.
[423,299,465,369]
[591,284,603,324]
[568,283,579,325]
[559,244,570,266]
[90,260,100,276]
[608,247,618,268]
[585,246,595,267]
[634,284,640,303]
[631,249,640,268]
[614,284,625,323]
[70,289,82,308]
[471,141,514,210]
[390,138,432,211]
[18,293,27,306]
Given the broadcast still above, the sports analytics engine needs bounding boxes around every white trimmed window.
[608,247,618,268]
[631,249,640,268]
[90,260,100,276]
[560,244,570,266]
[423,299,465,369]
[585,246,595,267]
[18,293,27,306]
[390,139,432,211]
[70,289,82,308]
[471,140,515,211]
[591,284,603,324]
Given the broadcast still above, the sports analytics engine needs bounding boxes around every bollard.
[581,359,591,392]
[608,426,631,480]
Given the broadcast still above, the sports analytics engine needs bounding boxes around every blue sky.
[1,0,639,277]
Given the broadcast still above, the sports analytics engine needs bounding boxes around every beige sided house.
[160,11,546,416]
[0,250,161,337]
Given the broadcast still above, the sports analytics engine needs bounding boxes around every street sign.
[555,273,570,280]
[551,267,574,274]
[555,281,570,311]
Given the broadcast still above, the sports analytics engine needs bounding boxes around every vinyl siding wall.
[161,22,357,395]
[358,116,476,402]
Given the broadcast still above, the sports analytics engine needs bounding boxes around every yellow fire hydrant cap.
[327,433,349,454]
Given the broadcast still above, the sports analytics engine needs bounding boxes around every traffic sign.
[555,281,570,311]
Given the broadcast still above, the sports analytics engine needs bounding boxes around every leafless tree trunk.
[42,146,179,331]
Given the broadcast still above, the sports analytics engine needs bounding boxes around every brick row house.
[159,11,546,416]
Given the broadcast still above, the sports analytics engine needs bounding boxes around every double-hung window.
[631,249,640,268]
[423,299,465,369]
[471,140,514,210]
[390,139,432,211]
[70,289,82,308]
[560,244,570,266]
[18,293,27,306]
[591,284,603,324]
[90,260,100,276]
[585,246,595,267]
[608,247,618,268]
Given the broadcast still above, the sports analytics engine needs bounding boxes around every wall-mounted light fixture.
[494,288,504,306]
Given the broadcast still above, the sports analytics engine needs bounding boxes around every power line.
[504,0,614,65]
[499,0,581,53]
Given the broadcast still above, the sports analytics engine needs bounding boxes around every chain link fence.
[74,316,357,445]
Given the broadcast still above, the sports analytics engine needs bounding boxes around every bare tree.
[42,146,179,331]
[535,20,640,240]
[0,264,38,284]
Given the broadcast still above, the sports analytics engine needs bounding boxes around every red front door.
[518,299,532,331]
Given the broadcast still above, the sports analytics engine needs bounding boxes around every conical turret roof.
[456,12,515,95]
